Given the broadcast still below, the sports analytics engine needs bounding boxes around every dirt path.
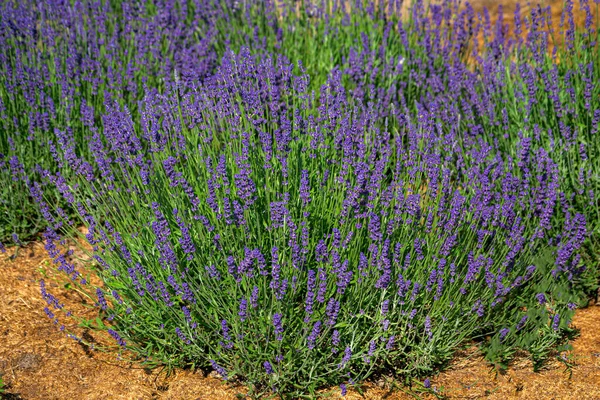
[0,241,599,399]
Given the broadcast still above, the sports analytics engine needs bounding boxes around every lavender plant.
[34,50,586,397]
[0,0,226,242]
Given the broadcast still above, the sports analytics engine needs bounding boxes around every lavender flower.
[499,328,510,342]
[339,346,352,369]
[424,316,433,339]
[472,300,485,318]
[381,299,389,315]
[43,307,54,319]
[264,361,274,375]
[108,329,126,348]
[96,288,107,310]
[273,313,284,341]
[239,298,248,322]
[151,203,178,272]
[307,321,322,350]
[176,327,191,345]
[174,209,196,260]
[317,268,327,303]
[210,360,227,380]
[536,293,547,304]
[326,298,340,326]
[552,314,560,331]
[340,383,347,396]
[315,240,328,262]
[300,169,311,207]
[332,329,341,352]
[250,286,259,308]
[270,246,281,294]
[386,336,395,350]
[220,320,233,349]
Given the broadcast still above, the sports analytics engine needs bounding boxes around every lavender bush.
[34,49,587,397]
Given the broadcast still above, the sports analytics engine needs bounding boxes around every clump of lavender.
[32,45,588,397]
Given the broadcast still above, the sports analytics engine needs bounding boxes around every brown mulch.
[0,240,599,400]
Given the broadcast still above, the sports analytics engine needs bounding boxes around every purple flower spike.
[263,361,274,375]
[340,383,347,396]
[307,321,322,350]
[339,346,352,369]
[424,315,433,339]
[108,329,126,348]
[96,288,107,310]
[552,314,560,331]
[300,169,311,207]
[499,328,510,342]
[273,313,284,341]
[210,360,227,380]
[239,298,248,322]
[536,293,546,304]
[251,286,259,308]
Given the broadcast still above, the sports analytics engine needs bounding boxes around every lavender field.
[0,0,599,398]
